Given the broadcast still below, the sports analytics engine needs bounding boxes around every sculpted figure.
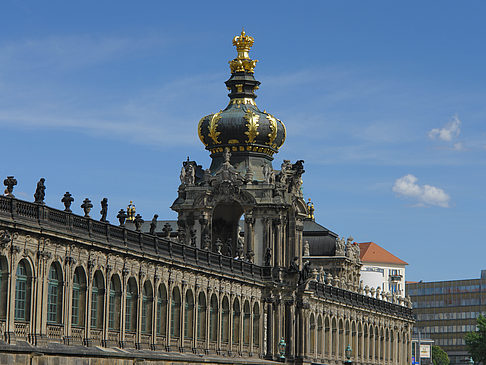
[149,214,158,235]
[236,226,244,258]
[215,238,223,254]
[162,222,172,238]
[289,256,299,272]
[203,234,211,250]
[134,214,144,232]
[303,240,310,256]
[100,198,108,222]
[117,209,127,226]
[34,178,46,204]
[264,247,272,266]
[335,236,346,256]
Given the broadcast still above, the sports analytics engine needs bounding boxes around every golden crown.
[229,29,258,73]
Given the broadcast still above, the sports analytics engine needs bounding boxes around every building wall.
[407,271,486,365]
[361,263,406,298]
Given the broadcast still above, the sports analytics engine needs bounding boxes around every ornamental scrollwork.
[208,111,222,144]
[244,109,260,143]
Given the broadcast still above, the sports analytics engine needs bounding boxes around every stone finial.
[61,192,74,212]
[134,214,144,232]
[3,176,17,197]
[100,198,108,222]
[117,209,127,226]
[149,214,158,235]
[333,276,340,288]
[376,286,381,299]
[312,268,319,282]
[364,285,370,296]
[370,287,376,297]
[326,273,333,286]
[33,178,46,204]
[81,198,93,218]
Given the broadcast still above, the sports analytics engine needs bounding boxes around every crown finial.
[229,30,258,73]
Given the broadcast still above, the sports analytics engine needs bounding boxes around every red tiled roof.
[358,242,408,265]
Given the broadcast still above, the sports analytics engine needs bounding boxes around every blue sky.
[1,1,485,282]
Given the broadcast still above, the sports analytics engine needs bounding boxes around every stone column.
[119,267,129,348]
[217,289,223,354]
[165,278,173,351]
[296,302,304,359]
[84,262,94,346]
[244,214,255,259]
[249,297,254,356]
[228,292,234,355]
[205,289,211,353]
[273,219,281,267]
[135,271,145,349]
[179,281,186,352]
[102,267,111,347]
[265,297,274,359]
[151,274,158,350]
[199,215,208,248]
[193,284,200,352]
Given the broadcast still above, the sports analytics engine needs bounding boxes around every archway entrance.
[212,202,243,256]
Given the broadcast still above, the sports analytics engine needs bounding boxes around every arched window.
[232,299,240,345]
[252,302,260,347]
[209,294,218,342]
[0,257,8,319]
[125,278,138,332]
[90,270,104,329]
[325,317,331,356]
[72,267,86,327]
[15,260,31,321]
[310,313,316,355]
[243,300,250,346]
[141,281,153,334]
[171,287,181,338]
[222,296,229,343]
[108,275,121,330]
[317,315,323,354]
[47,263,63,324]
[184,290,194,339]
[197,292,206,341]
[157,284,167,336]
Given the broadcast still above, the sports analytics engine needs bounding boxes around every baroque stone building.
[0,31,413,364]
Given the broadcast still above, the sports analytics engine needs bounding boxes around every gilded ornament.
[244,110,260,143]
[278,118,286,148]
[229,98,256,106]
[208,111,222,144]
[266,113,278,148]
[229,30,258,73]
[198,116,208,146]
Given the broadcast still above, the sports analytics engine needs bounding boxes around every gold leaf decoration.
[208,111,222,144]
[278,118,286,148]
[266,113,278,148]
[244,110,260,143]
[198,116,208,146]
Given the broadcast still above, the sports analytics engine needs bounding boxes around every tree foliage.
[432,345,449,365]
[465,314,486,364]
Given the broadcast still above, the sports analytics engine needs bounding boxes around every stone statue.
[178,229,186,244]
[215,238,223,254]
[34,178,46,204]
[186,163,195,185]
[264,247,272,266]
[246,249,254,263]
[225,238,232,256]
[150,214,158,235]
[300,260,311,283]
[190,228,197,246]
[335,236,346,256]
[81,198,93,218]
[303,240,310,256]
[134,214,144,232]
[244,166,254,183]
[289,256,299,272]
[61,192,74,213]
[100,198,108,222]
[262,163,271,183]
[236,226,244,258]
[203,234,211,250]
[117,209,127,226]
[223,147,231,164]
[3,176,17,197]
[162,222,172,238]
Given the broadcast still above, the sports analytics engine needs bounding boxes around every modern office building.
[406,271,486,365]
[359,242,408,298]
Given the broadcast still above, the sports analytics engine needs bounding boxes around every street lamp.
[344,344,352,364]
[278,337,286,360]
[468,357,474,364]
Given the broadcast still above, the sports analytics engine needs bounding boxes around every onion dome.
[198,30,286,173]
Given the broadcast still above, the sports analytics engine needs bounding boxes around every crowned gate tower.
[172,30,308,270]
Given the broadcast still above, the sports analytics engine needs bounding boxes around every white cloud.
[428,115,461,142]
[392,174,450,208]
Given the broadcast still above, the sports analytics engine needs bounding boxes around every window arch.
[141,281,153,334]
[125,277,138,332]
[252,302,260,347]
[243,300,250,346]
[171,287,181,338]
[232,298,240,345]
[15,259,32,321]
[222,296,230,343]
[0,256,8,319]
[197,292,206,341]
[157,284,167,336]
[47,263,63,324]
[90,270,104,329]
[209,294,218,342]
[184,290,194,339]
[108,274,121,330]
[72,266,86,327]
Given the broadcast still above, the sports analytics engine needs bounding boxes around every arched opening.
[171,287,181,338]
[0,256,8,319]
[325,317,330,356]
[351,322,357,360]
[210,294,218,342]
[317,315,323,355]
[212,202,244,255]
[222,296,230,343]
[310,313,315,355]
[338,319,344,358]
[90,270,105,329]
[157,284,167,336]
[184,290,194,339]
[72,266,86,327]
[243,300,250,346]
[47,262,63,324]
[197,292,206,341]
[15,259,32,322]
[141,280,153,334]
[331,318,337,356]
[253,302,260,348]
[108,274,121,330]
[125,277,138,333]
[233,298,241,346]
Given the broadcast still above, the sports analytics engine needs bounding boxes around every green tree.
[465,314,486,364]
[432,345,449,365]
